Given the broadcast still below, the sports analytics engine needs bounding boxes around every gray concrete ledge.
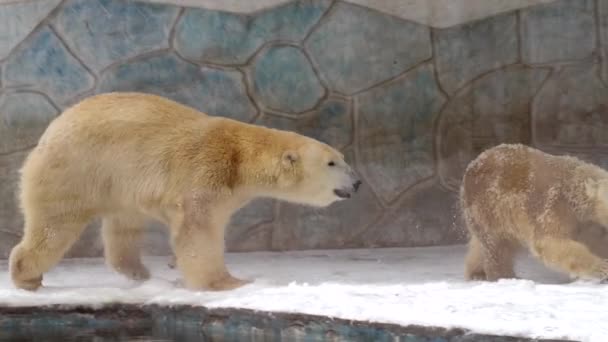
[0,304,572,341]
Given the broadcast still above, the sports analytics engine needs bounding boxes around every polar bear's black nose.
[334,189,351,199]
[353,180,362,192]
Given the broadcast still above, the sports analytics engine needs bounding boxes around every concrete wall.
[0,0,604,258]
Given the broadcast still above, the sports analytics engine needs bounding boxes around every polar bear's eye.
[328,161,335,167]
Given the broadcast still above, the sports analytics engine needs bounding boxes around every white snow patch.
[0,245,606,342]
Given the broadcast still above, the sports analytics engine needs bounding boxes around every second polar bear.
[9,92,361,292]
[461,144,608,282]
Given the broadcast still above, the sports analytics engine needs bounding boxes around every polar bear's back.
[18,92,213,216]
[460,144,600,242]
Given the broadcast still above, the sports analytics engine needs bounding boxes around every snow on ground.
[0,245,606,342]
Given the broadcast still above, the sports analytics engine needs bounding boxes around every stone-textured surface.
[0,150,28,259]
[3,27,95,105]
[65,222,105,258]
[0,0,604,256]
[98,53,257,121]
[0,91,59,154]
[273,148,383,250]
[0,0,60,60]
[174,0,330,65]
[52,0,179,72]
[356,63,445,204]
[258,97,353,149]
[359,183,465,247]
[141,221,172,256]
[250,45,325,113]
[533,63,608,148]
[521,0,596,64]
[274,184,382,250]
[226,199,276,252]
[437,66,550,190]
[599,0,608,84]
[305,2,431,95]
[434,13,518,94]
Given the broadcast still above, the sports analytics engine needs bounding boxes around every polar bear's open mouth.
[333,189,351,199]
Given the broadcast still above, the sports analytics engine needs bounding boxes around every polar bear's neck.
[204,120,302,191]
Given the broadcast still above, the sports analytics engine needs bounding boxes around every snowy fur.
[461,144,608,282]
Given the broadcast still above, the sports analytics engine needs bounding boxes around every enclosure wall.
[0,0,603,257]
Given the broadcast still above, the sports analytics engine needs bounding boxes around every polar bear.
[461,143,608,282]
[9,92,361,291]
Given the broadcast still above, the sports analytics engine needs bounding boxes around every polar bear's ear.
[597,179,608,200]
[588,179,608,202]
[585,180,597,198]
[282,150,299,168]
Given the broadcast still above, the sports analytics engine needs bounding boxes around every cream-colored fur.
[9,92,361,291]
[461,144,608,282]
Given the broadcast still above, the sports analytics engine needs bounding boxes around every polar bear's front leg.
[170,196,250,291]
[171,221,249,291]
[532,236,608,281]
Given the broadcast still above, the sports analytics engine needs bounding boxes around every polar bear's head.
[272,137,361,207]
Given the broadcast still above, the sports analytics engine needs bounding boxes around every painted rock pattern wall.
[0,0,603,257]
